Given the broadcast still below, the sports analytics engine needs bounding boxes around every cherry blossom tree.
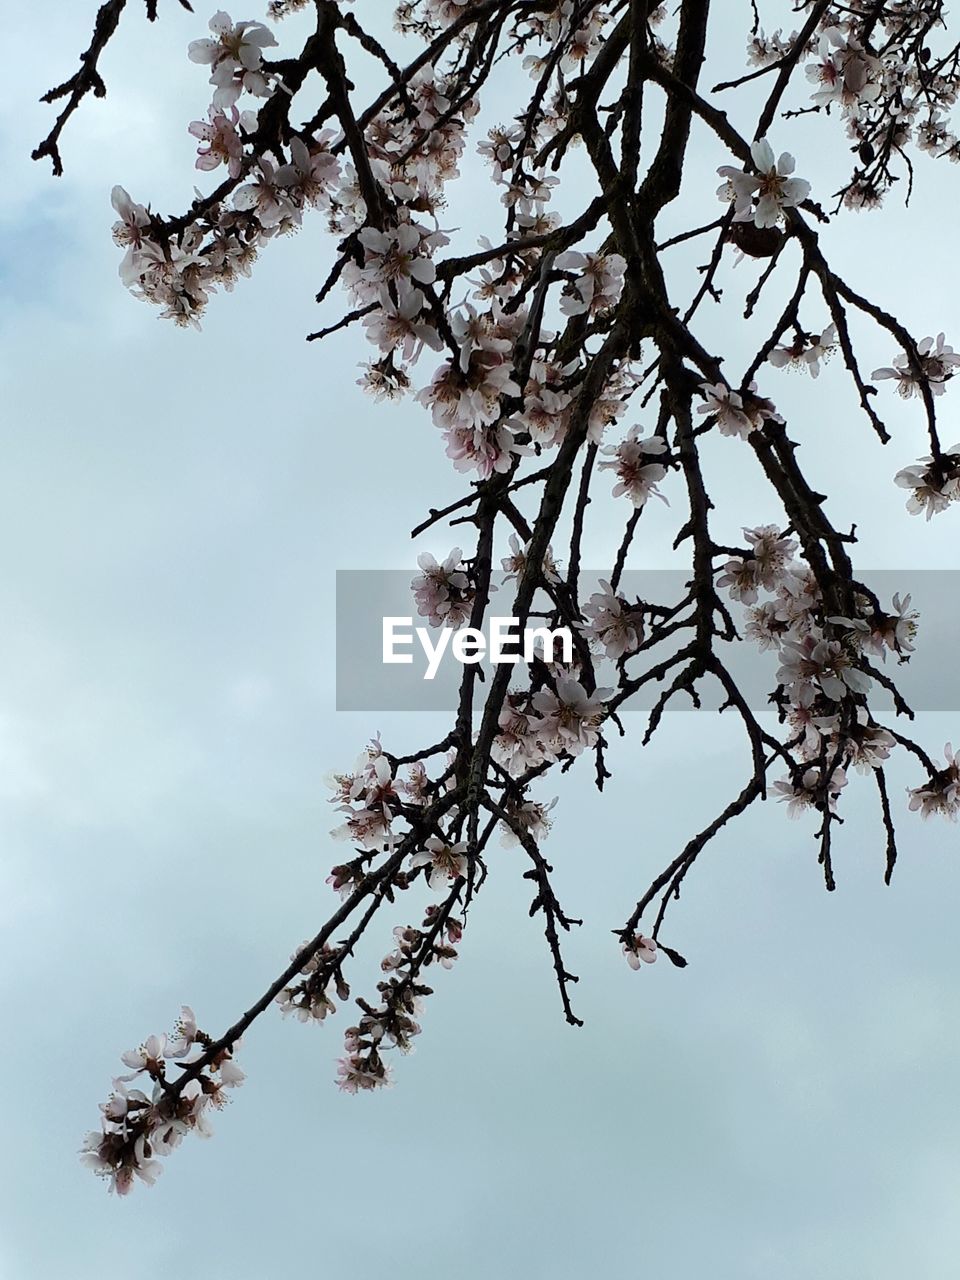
[34,0,960,1194]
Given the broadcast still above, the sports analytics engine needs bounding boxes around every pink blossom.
[717,138,811,228]
[599,430,669,507]
[531,677,611,759]
[189,105,243,178]
[410,836,469,890]
[555,250,626,316]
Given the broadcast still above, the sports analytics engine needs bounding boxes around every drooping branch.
[45,0,960,1196]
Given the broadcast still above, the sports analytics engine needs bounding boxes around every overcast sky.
[2,4,960,1278]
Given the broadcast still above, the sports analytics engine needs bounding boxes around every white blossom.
[410,837,469,890]
[717,138,811,228]
[894,446,960,518]
[598,430,669,506]
[773,765,848,818]
[531,677,611,759]
[187,10,278,108]
[768,324,837,378]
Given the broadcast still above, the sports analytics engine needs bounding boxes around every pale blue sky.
[2,4,959,1277]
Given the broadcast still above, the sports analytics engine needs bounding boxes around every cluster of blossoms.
[133,0,649,483]
[320,711,561,1086]
[874,333,960,399]
[870,333,960,517]
[110,3,609,455]
[579,580,645,661]
[747,27,799,68]
[111,9,349,325]
[188,10,278,108]
[908,743,960,820]
[394,0,611,41]
[337,904,462,1092]
[492,676,611,775]
[317,728,476,1092]
[518,2,616,77]
[555,250,626,317]
[415,303,528,476]
[498,795,557,847]
[697,380,783,440]
[317,726,477,1092]
[599,429,670,507]
[80,1009,244,1194]
[110,5,661,488]
[359,52,573,470]
[328,737,402,852]
[277,941,347,1023]
[111,124,341,326]
[510,351,577,449]
[894,445,960,518]
[512,354,639,455]
[805,26,882,113]
[771,764,849,818]
[752,9,960,209]
[716,526,922,814]
[327,743,453,893]
[768,324,838,378]
[114,9,464,340]
[501,533,562,585]
[411,548,476,626]
[717,526,801,606]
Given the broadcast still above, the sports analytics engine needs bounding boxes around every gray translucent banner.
[336,569,959,713]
